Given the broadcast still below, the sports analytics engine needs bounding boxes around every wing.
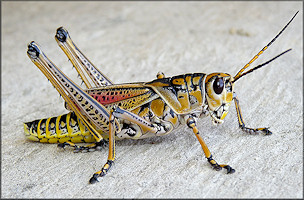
[86,83,159,111]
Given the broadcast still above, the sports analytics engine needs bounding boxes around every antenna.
[233,11,298,82]
[232,49,292,83]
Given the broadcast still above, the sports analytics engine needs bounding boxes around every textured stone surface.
[2,2,302,198]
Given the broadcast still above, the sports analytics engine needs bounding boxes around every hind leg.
[55,27,115,150]
[27,42,120,146]
[55,27,113,88]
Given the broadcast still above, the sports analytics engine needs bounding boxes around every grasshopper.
[24,12,298,184]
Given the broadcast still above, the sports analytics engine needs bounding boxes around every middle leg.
[185,115,235,174]
[89,105,174,183]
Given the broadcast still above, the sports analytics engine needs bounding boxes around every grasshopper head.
[205,73,234,124]
[203,11,298,125]
[204,47,292,125]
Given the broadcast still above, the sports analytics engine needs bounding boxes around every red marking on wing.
[90,90,145,105]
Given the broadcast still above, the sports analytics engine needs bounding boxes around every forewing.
[86,83,159,111]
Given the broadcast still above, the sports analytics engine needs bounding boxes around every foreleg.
[233,92,272,135]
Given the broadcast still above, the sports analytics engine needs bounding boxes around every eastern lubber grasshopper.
[24,11,298,184]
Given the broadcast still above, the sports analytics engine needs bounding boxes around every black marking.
[27,42,40,59]
[138,101,151,114]
[48,117,57,134]
[169,108,175,118]
[122,124,137,137]
[195,73,205,96]
[56,27,68,42]
[186,117,196,128]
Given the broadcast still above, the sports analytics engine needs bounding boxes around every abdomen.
[24,112,96,143]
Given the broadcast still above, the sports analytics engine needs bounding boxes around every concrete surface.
[1,2,303,198]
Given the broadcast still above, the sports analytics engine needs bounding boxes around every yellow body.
[25,73,218,142]
[24,11,297,182]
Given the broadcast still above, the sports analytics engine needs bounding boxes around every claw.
[263,128,272,135]
[223,165,235,174]
[213,164,223,171]
[89,174,100,184]
[210,159,235,174]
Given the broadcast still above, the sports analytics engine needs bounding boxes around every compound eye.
[213,77,224,94]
